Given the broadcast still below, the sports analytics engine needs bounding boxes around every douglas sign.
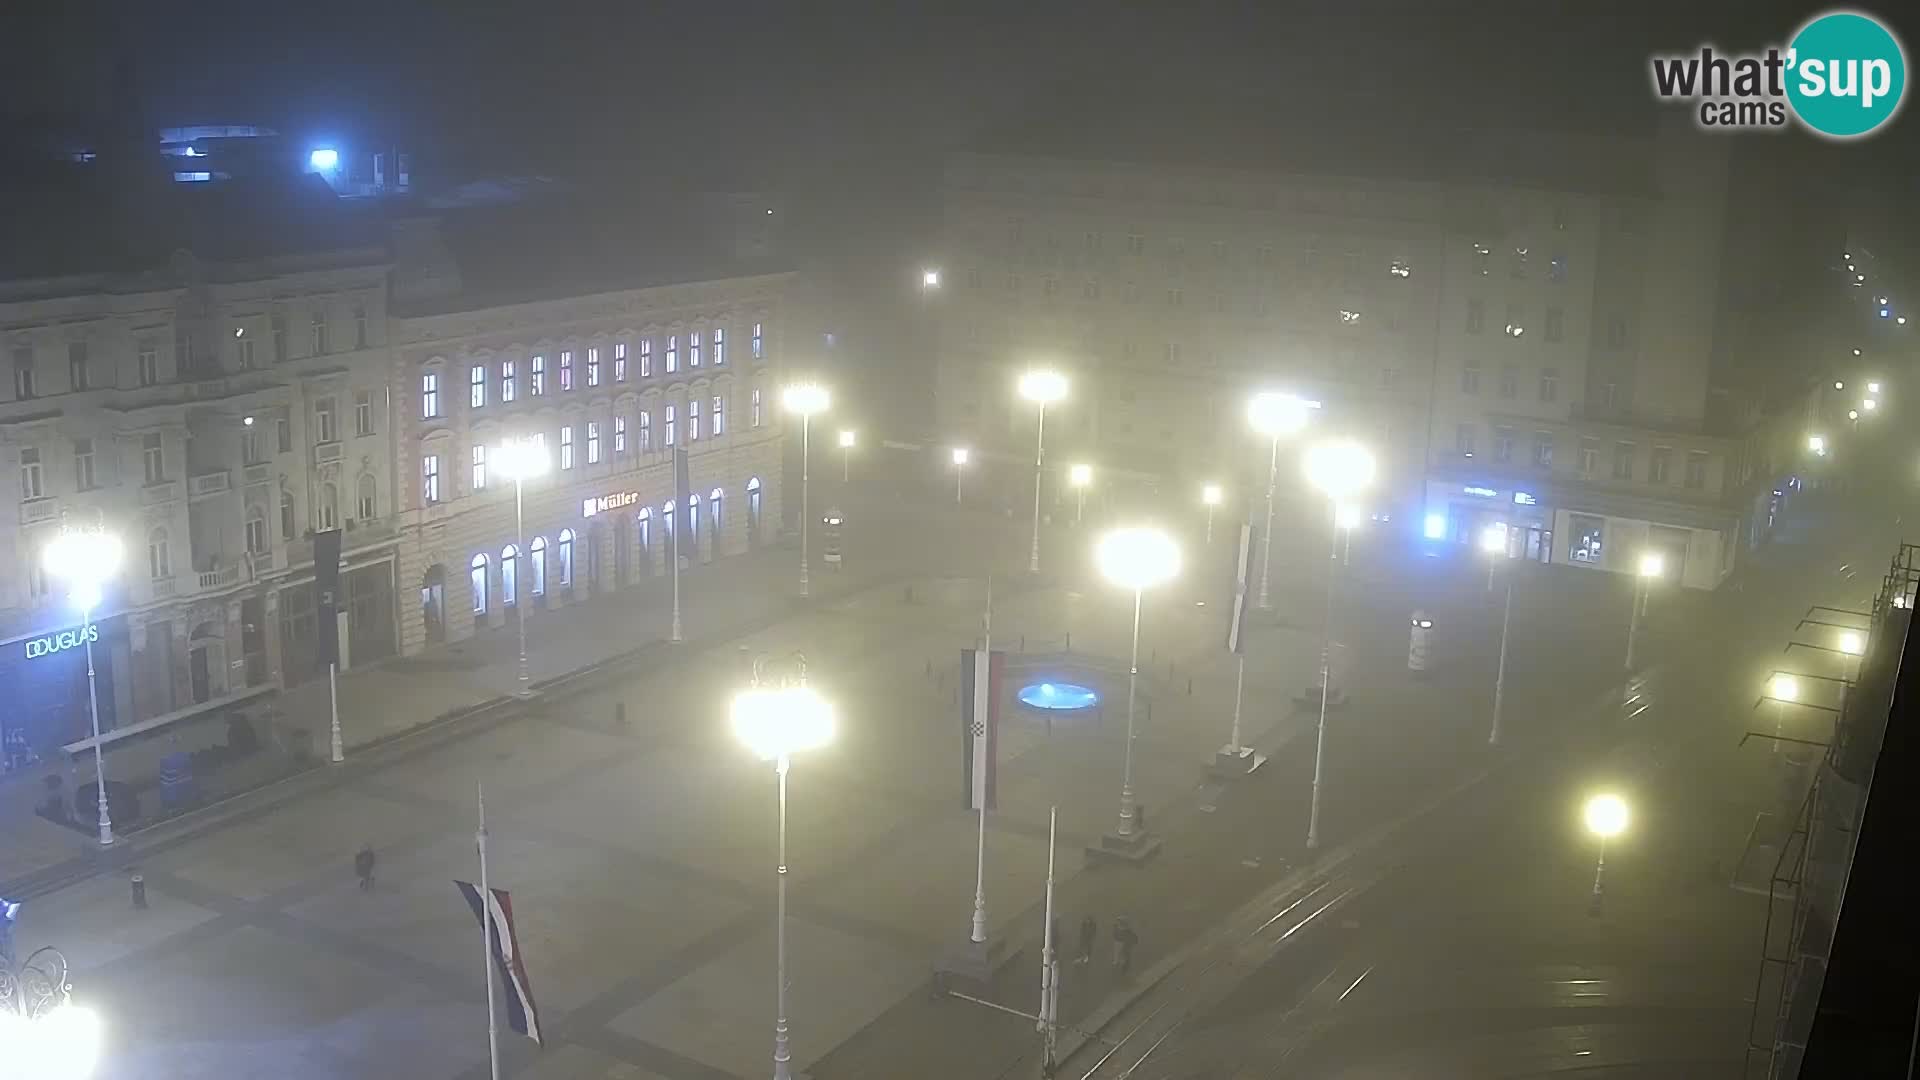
[25,623,98,660]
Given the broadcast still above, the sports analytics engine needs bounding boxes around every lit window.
[471,364,487,408]
[666,336,679,374]
[421,372,440,419]
[587,347,600,387]
[1339,309,1361,325]
[665,404,677,446]
[423,454,441,503]
[752,322,763,360]
[501,545,518,606]
[639,410,652,450]
[502,359,518,402]
[639,339,653,377]
[1389,258,1412,279]
[587,421,601,463]
[613,342,628,382]
[712,327,725,365]
[712,394,726,435]
[470,554,488,614]
[614,415,627,453]
[531,354,546,395]
[530,536,547,596]
[472,444,487,490]
[557,528,574,586]
[560,425,575,469]
[559,350,573,391]
[689,399,700,441]
[689,332,702,368]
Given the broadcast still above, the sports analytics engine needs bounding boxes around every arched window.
[501,544,519,606]
[317,482,339,531]
[709,487,724,538]
[530,536,547,596]
[280,488,295,540]
[637,508,651,555]
[470,553,489,614]
[557,528,574,587]
[147,527,171,580]
[747,476,763,534]
[662,500,675,547]
[356,473,377,520]
[688,493,701,544]
[245,505,268,555]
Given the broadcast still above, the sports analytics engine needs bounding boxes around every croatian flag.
[455,880,544,1045]
[1226,522,1255,655]
[960,648,1006,810]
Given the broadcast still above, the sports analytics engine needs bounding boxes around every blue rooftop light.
[309,147,339,171]
[1018,681,1099,711]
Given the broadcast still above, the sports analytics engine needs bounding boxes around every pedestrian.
[355,844,376,891]
[1076,914,1097,967]
[1112,916,1138,975]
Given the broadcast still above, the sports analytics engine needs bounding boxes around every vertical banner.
[314,527,344,667]
[455,880,545,1045]
[1226,522,1254,655]
[960,648,1006,810]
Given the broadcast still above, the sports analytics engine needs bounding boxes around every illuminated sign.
[1462,486,1498,498]
[25,623,98,660]
[582,491,641,518]
[1512,491,1538,506]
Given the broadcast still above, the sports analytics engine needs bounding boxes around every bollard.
[1187,677,1193,696]
[925,659,933,678]
[1065,632,1072,653]
[1020,634,1027,653]
[614,702,628,730]
[131,873,147,910]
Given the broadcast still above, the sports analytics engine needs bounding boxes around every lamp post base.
[934,934,1019,989]
[1086,829,1161,865]
[1210,744,1268,778]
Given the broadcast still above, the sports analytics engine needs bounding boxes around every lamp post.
[1583,793,1628,916]
[731,660,835,1080]
[43,527,122,847]
[1302,438,1375,850]
[1201,483,1223,545]
[1482,525,1513,746]
[1625,552,1664,672]
[1247,392,1312,610]
[951,447,970,504]
[1069,463,1093,524]
[494,438,550,684]
[837,430,855,485]
[1018,369,1068,575]
[0,945,104,1079]
[783,384,831,599]
[1334,501,1362,567]
[921,268,941,297]
[1095,527,1181,843]
[1768,673,1799,756]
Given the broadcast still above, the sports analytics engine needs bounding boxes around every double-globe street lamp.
[1583,793,1629,916]
[1247,392,1312,611]
[1018,369,1069,575]
[493,437,551,681]
[43,527,122,847]
[730,658,835,1080]
[783,384,831,599]
[1302,438,1376,850]
[1095,527,1182,845]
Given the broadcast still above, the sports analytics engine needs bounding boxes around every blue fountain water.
[1017,681,1101,711]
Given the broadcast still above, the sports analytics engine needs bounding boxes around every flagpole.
[670,494,683,645]
[478,783,500,1080]
[1038,805,1059,1073]
[1228,652,1245,755]
[970,574,991,945]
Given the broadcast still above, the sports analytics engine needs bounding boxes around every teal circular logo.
[1787,12,1907,138]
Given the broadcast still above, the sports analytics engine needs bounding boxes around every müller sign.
[25,623,98,660]
[582,491,641,518]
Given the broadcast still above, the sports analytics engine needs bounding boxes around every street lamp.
[1068,463,1093,524]
[1018,369,1069,575]
[42,527,122,847]
[783,383,831,599]
[1839,630,1865,656]
[921,268,941,293]
[1808,435,1827,457]
[494,437,551,679]
[1863,397,1879,413]
[1625,552,1664,672]
[1769,673,1799,755]
[0,946,103,1079]
[730,661,835,1080]
[1302,438,1376,849]
[1868,381,1882,395]
[1835,381,1845,391]
[1482,525,1514,746]
[1095,527,1181,844]
[1247,392,1312,610]
[1583,793,1628,915]
[1201,483,1223,544]
[837,429,856,485]
[951,446,970,504]
[1334,501,1362,566]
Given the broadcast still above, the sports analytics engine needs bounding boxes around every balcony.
[189,470,231,498]
[197,563,241,590]
[243,463,272,487]
[140,480,181,506]
[19,497,58,525]
[150,576,177,600]
[314,441,343,464]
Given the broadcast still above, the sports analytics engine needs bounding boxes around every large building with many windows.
[933,120,1759,587]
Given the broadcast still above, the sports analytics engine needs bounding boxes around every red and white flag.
[960,648,1005,810]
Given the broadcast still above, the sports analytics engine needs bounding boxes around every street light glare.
[1808,435,1826,455]
[1868,381,1882,394]
[1839,630,1865,656]
[1835,381,1845,390]
[1017,368,1069,405]
[1637,552,1665,579]
[1849,409,1860,420]
[1069,463,1094,487]
[1864,398,1879,411]
[1201,482,1223,506]
[44,528,123,590]
[922,269,941,288]
[1479,523,1507,555]
[1095,527,1181,592]
[1303,439,1377,500]
[783,383,830,416]
[730,685,835,761]
[0,1003,104,1078]
[1583,793,1629,839]
[1334,502,1363,530]
[494,438,551,481]
[838,429,856,449]
[1770,673,1800,702]
[1246,391,1310,438]
[951,447,970,466]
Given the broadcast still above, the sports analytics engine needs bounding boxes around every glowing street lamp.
[1835,381,1845,391]
[1867,381,1882,395]
[837,429,856,484]
[1201,482,1224,544]
[1625,552,1664,672]
[1808,434,1827,457]
[42,527,122,847]
[1018,370,1069,574]
[1838,630,1864,656]
[1302,438,1375,849]
[783,383,831,598]
[1482,524,1515,746]
[1768,672,1800,755]
[1068,463,1093,523]
[0,946,103,1079]
[951,446,970,504]
[1247,392,1312,610]
[495,437,551,673]
[730,662,834,1080]
[1095,527,1181,845]
[1863,397,1879,413]
[921,268,941,292]
[1583,793,1628,915]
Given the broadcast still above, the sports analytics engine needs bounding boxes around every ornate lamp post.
[42,527,122,847]
[1017,369,1069,574]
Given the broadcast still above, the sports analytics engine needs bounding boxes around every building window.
[560,425,575,469]
[1166,288,1184,308]
[559,350,574,391]
[639,339,653,377]
[1579,438,1599,477]
[73,438,94,490]
[751,323,764,361]
[1605,314,1628,349]
[281,489,296,538]
[689,332,702,368]
[587,421,601,464]
[12,347,35,399]
[176,329,194,372]
[1545,307,1564,343]
[423,454,441,503]
[356,390,374,437]
[471,444,487,491]
[501,545,518,606]
[470,554,489,615]
[470,365,487,408]
[751,388,762,427]
[142,433,165,483]
[712,327,726,366]
[19,447,43,499]
[277,415,292,454]
[530,536,547,596]
[1493,426,1514,463]
[1510,246,1529,278]
[1472,242,1491,276]
[139,344,159,386]
[689,399,700,441]
[1461,360,1480,395]
[1498,366,1517,399]
[148,528,171,580]
[354,304,369,349]
[586,347,600,387]
[245,428,264,465]
[356,473,376,520]
[665,404,677,446]
[66,342,91,389]
[311,310,328,355]
[666,336,679,374]
[1539,368,1558,403]
[1570,515,1604,563]
[712,394,726,435]
[639,410,652,450]
[1685,450,1709,490]
[1549,255,1567,282]
[1455,424,1475,457]
[316,482,339,531]
[246,507,268,555]
[614,342,628,382]
[1613,442,1634,481]
[1649,446,1672,484]
[1532,432,1554,468]
[316,397,339,443]
[502,359,518,402]
[236,332,258,371]
[614,415,627,453]
[271,315,287,362]
[1603,381,1619,410]
[557,528,574,587]
[748,476,763,533]
[531,355,547,395]
[1466,299,1484,334]
[1504,303,1524,338]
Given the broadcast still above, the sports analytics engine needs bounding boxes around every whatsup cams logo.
[1650,10,1907,138]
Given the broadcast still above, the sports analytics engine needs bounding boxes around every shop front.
[1423,480,1555,564]
[0,614,131,768]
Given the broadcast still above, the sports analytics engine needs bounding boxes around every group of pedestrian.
[1063,912,1138,976]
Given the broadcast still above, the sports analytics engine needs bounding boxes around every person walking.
[1112,916,1138,976]
[1076,913,1098,967]
[355,844,376,892]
